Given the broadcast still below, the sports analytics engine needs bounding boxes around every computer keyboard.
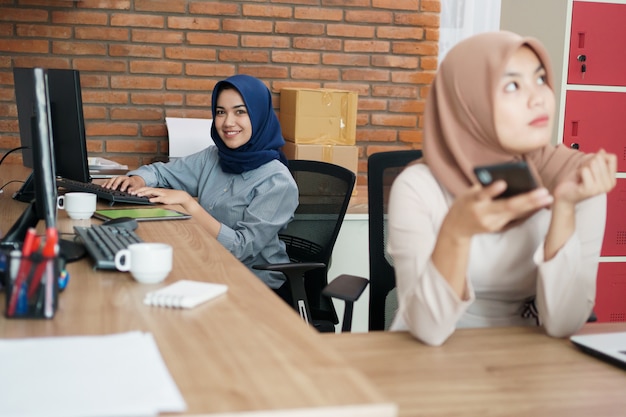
[57,177,153,205]
[74,224,144,270]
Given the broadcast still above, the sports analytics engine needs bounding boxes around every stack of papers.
[0,332,186,417]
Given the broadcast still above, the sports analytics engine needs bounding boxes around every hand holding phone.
[473,161,538,199]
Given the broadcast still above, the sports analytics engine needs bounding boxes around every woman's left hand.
[133,187,194,206]
[554,149,617,205]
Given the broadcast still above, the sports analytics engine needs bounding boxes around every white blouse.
[388,163,606,346]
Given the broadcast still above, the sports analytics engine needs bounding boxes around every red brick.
[0,102,15,117]
[185,63,236,78]
[371,113,417,128]
[342,68,389,82]
[131,92,184,106]
[185,93,212,107]
[82,105,107,120]
[165,46,216,61]
[87,122,138,137]
[373,55,419,69]
[0,8,48,22]
[111,75,163,90]
[165,108,212,119]
[111,107,163,120]
[189,1,239,16]
[187,32,239,47]
[75,27,129,41]
[358,129,398,142]
[327,24,375,38]
[0,87,14,101]
[293,37,341,51]
[0,119,18,133]
[74,58,126,72]
[239,66,289,80]
[244,4,293,18]
[0,23,12,36]
[344,40,390,53]
[395,12,440,28]
[291,66,339,80]
[0,39,48,54]
[392,41,438,56]
[322,53,370,67]
[134,0,186,14]
[373,0,419,11]
[110,13,164,28]
[421,0,441,13]
[53,41,107,56]
[242,35,291,49]
[377,26,424,40]
[420,56,438,70]
[358,98,388,111]
[373,85,418,98]
[82,90,129,104]
[392,71,435,85]
[223,18,273,33]
[219,50,269,63]
[389,99,425,113]
[275,21,325,36]
[130,61,182,75]
[13,56,70,69]
[272,50,319,65]
[166,78,220,91]
[77,0,131,10]
[345,10,392,24]
[52,11,108,25]
[110,44,163,58]
[167,16,219,31]
[141,123,168,137]
[294,7,342,21]
[80,75,110,88]
[132,29,184,44]
[16,24,72,39]
[398,129,423,144]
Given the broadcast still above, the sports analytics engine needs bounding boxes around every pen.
[27,227,58,300]
[7,228,38,316]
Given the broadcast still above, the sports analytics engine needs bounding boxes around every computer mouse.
[101,217,139,230]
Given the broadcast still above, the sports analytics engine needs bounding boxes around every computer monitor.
[12,67,90,203]
[1,68,85,261]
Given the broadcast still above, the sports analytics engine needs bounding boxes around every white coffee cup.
[114,243,173,284]
[56,192,97,220]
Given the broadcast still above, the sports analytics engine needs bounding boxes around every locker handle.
[571,121,579,137]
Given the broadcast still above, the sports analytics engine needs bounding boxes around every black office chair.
[367,150,422,331]
[254,160,368,333]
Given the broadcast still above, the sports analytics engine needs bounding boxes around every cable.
[0,146,29,167]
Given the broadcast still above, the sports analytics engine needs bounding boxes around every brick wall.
[0,0,440,184]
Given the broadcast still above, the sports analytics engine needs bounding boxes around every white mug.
[56,192,97,220]
[114,243,173,284]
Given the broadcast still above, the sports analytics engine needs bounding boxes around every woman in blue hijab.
[103,74,299,291]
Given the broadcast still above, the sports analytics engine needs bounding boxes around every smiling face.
[493,45,555,154]
[214,87,252,149]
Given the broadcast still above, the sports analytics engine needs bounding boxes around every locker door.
[562,90,626,172]
[595,262,626,323]
[568,1,626,86]
[601,179,626,257]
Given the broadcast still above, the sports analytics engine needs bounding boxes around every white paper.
[165,117,214,158]
[0,331,186,417]
[144,280,228,309]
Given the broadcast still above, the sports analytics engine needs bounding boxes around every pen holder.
[4,251,60,319]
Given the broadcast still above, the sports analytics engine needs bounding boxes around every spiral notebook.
[144,280,228,309]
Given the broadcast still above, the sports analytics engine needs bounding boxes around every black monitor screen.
[1,68,57,250]
[13,67,90,202]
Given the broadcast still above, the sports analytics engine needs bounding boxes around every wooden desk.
[324,323,626,417]
[0,165,395,417]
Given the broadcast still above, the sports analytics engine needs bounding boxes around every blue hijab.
[210,74,288,174]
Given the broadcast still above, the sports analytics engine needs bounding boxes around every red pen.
[27,227,58,300]
[7,228,38,316]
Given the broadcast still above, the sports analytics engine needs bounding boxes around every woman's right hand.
[101,175,146,193]
[443,181,554,239]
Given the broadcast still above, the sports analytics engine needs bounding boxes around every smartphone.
[473,161,538,199]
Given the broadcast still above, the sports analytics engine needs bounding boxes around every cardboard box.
[282,142,358,174]
[280,88,358,145]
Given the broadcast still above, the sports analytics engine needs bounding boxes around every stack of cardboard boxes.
[279,88,359,176]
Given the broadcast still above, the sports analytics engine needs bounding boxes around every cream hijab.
[423,31,585,197]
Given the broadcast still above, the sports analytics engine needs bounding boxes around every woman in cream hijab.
[388,31,616,346]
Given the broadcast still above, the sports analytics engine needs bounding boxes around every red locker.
[568,1,626,86]
[595,262,626,322]
[562,90,626,172]
[601,179,626,256]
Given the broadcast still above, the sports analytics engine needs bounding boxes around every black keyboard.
[74,225,144,269]
[57,177,153,205]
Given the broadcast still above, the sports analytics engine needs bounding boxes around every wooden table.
[324,323,626,417]
[0,165,395,417]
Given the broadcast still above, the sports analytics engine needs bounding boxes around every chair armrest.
[322,274,369,302]
[252,262,326,275]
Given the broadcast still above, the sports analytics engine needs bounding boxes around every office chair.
[254,160,368,333]
[367,150,422,331]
